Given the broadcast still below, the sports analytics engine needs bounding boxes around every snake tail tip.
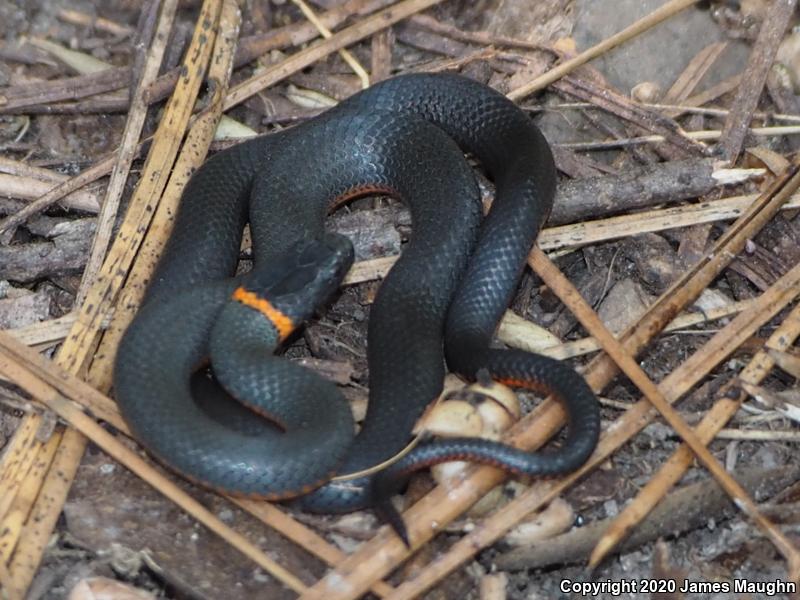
[374,499,411,549]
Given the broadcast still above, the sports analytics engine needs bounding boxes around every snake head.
[233,233,355,338]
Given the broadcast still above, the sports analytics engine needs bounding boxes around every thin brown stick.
[680,73,742,112]
[768,348,800,378]
[0,329,125,433]
[558,124,800,151]
[408,13,551,52]
[0,67,128,112]
[292,0,370,88]
[370,28,394,82]
[0,152,134,240]
[552,75,707,156]
[342,189,800,289]
[529,100,800,124]
[716,429,800,441]
[662,41,728,113]
[56,8,135,37]
[0,173,99,214]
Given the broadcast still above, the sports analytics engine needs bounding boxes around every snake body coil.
[114,73,600,523]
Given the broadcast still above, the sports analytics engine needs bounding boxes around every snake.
[113,73,601,538]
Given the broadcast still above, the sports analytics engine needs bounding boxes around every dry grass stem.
[529,249,800,572]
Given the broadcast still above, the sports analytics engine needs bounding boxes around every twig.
[343,187,800,290]
[500,297,758,361]
[720,0,797,163]
[479,573,508,600]
[664,41,728,106]
[679,73,743,114]
[4,315,80,350]
[716,428,800,441]
[56,8,135,37]
[558,124,800,151]
[543,191,800,249]
[528,100,800,124]
[0,219,95,282]
[552,75,707,156]
[0,173,99,214]
[530,248,800,572]
[0,147,143,241]
[768,348,800,379]
[595,333,800,565]
[370,28,394,82]
[0,67,128,112]
[408,14,551,53]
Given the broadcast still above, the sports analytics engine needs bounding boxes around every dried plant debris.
[1,0,800,599]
